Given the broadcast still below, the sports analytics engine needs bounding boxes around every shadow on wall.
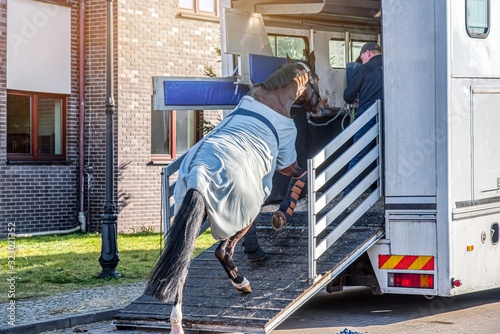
[116,160,132,214]
[87,160,132,232]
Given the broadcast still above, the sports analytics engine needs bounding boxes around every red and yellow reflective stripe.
[378,255,434,270]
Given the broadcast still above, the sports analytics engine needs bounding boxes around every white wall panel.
[7,0,71,94]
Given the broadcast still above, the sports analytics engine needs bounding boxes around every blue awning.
[153,55,288,110]
[161,77,249,110]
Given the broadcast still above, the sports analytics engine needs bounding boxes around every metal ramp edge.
[263,226,384,333]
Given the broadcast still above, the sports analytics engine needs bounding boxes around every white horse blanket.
[174,96,297,240]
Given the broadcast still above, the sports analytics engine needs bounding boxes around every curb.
[0,307,121,334]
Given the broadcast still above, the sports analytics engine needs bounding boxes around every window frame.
[7,90,67,162]
[36,0,70,6]
[466,0,490,39]
[349,40,369,63]
[178,0,219,18]
[328,38,377,67]
[150,109,202,163]
[328,38,347,68]
[268,33,309,61]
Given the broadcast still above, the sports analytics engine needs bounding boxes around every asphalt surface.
[3,203,499,334]
[38,286,500,334]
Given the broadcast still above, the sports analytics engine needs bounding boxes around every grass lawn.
[0,230,216,302]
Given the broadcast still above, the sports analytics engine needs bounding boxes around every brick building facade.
[0,0,221,237]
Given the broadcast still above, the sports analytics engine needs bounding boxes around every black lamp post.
[98,0,120,278]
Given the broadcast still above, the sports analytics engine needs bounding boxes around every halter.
[295,62,322,113]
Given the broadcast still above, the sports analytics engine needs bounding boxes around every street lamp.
[98,0,120,278]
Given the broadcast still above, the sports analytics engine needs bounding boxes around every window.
[466,0,489,38]
[328,39,375,67]
[329,40,346,68]
[7,91,66,161]
[42,0,69,5]
[151,110,200,160]
[179,0,218,16]
[350,41,370,63]
[268,34,308,60]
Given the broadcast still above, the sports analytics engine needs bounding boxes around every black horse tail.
[145,188,206,302]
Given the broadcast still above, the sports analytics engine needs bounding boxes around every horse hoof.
[240,284,252,294]
[232,277,252,294]
[170,323,184,334]
[271,211,287,231]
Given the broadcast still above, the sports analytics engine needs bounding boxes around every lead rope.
[307,102,352,130]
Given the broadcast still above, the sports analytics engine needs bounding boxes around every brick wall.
[0,166,78,234]
[85,1,222,232]
[0,0,222,237]
[0,1,6,165]
[0,1,80,237]
[0,1,7,235]
[83,0,113,232]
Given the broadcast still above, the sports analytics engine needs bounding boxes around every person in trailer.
[342,42,383,195]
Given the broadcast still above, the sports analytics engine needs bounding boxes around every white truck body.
[118,1,500,331]
[219,0,500,297]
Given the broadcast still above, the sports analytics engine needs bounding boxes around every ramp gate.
[307,100,383,279]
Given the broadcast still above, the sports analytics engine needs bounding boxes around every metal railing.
[161,152,212,241]
[161,154,186,237]
[307,100,382,279]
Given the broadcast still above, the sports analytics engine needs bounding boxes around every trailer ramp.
[115,101,384,332]
[114,207,383,333]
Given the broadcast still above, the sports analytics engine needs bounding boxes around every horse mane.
[260,63,307,91]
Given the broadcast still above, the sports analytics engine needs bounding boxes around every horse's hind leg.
[169,268,188,334]
[215,224,253,293]
[170,295,183,334]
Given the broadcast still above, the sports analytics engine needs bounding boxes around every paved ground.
[2,200,499,334]
[0,283,145,329]
[24,286,500,334]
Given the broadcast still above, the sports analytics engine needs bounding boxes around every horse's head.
[252,52,326,118]
[287,52,326,118]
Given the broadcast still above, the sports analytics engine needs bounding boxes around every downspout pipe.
[78,0,87,233]
[17,226,82,238]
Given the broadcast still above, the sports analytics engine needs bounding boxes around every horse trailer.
[218,0,500,298]
[116,0,500,332]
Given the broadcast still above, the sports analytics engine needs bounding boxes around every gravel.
[0,282,145,327]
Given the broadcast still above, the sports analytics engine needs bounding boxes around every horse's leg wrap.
[232,277,251,293]
[170,299,184,334]
[272,171,307,230]
[215,225,253,294]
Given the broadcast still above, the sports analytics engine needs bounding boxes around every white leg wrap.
[232,277,250,290]
[170,304,184,334]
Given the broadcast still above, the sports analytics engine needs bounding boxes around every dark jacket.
[343,54,383,115]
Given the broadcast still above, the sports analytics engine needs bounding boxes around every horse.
[145,52,325,334]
